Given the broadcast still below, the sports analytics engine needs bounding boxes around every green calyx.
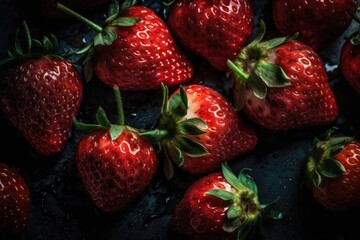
[162,0,176,7]
[56,0,139,81]
[142,84,208,179]
[206,163,283,240]
[305,130,353,188]
[73,87,133,140]
[0,21,64,65]
[350,11,360,45]
[228,20,297,110]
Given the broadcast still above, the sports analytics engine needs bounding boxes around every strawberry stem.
[228,60,249,81]
[113,87,125,125]
[56,3,103,33]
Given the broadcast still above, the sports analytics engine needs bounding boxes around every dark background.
[1,0,360,239]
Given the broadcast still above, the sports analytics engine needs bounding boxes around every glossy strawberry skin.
[93,6,194,90]
[168,0,253,71]
[176,85,257,175]
[0,162,31,234]
[244,40,338,131]
[76,129,158,213]
[341,33,360,93]
[312,140,360,212]
[0,58,83,156]
[173,172,236,240]
[272,0,357,50]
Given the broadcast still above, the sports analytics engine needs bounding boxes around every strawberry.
[0,162,31,234]
[0,22,83,156]
[172,163,282,240]
[305,131,360,212]
[227,22,338,131]
[74,87,158,213]
[57,0,193,90]
[167,0,254,71]
[341,12,360,93]
[272,0,357,51]
[143,84,257,178]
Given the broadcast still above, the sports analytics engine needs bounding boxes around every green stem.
[227,60,249,81]
[139,129,169,143]
[56,3,103,33]
[21,21,32,54]
[113,86,125,125]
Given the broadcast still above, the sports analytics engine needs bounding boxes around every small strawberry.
[74,87,158,213]
[0,22,83,156]
[167,0,254,71]
[305,131,360,212]
[227,22,338,131]
[341,11,360,93]
[143,84,257,178]
[172,163,282,240]
[57,0,193,90]
[272,0,357,50]
[0,162,31,234]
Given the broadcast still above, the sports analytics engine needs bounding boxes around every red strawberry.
[172,163,282,240]
[305,131,360,212]
[168,0,254,71]
[0,22,83,156]
[227,22,338,131]
[74,87,158,213]
[144,84,257,178]
[272,0,357,50]
[57,0,193,90]
[341,29,360,93]
[0,162,31,234]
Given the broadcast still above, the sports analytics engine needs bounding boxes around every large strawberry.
[0,22,83,156]
[0,162,31,234]
[341,12,360,93]
[143,84,257,178]
[74,87,158,213]
[227,22,338,131]
[305,131,360,212]
[172,163,282,240]
[167,0,254,71]
[57,0,193,90]
[272,0,357,50]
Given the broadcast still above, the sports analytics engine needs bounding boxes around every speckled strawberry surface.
[341,33,360,93]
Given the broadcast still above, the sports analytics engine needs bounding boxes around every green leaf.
[177,118,207,135]
[0,58,15,65]
[111,17,139,27]
[73,118,102,132]
[326,137,353,149]
[206,189,236,201]
[165,144,184,166]
[247,72,267,99]
[249,20,266,47]
[318,159,346,178]
[94,34,105,46]
[222,163,244,190]
[161,83,169,113]
[261,197,283,220]
[110,125,125,140]
[21,21,31,53]
[49,34,59,50]
[179,85,188,109]
[175,136,208,157]
[169,93,187,119]
[311,170,322,187]
[254,61,291,88]
[14,38,23,56]
[103,29,117,46]
[120,0,137,13]
[237,220,252,240]
[227,205,242,219]
[261,36,288,49]
[223,218,242,233]
[162,0,176,7]
[96,106,112,128]
[43,35,53,52]
[107,0,120,22]
[238,168,258,195]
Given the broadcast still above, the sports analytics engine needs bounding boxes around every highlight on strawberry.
[0,21,83,156]
[57,0,193,90]
[73,87,158,213]
[142,84,257,178]
[172,163,283,240]
[227,21,338,131]
[305,130,360,212]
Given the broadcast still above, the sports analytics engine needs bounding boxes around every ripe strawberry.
[0,22,83,156]
[341,16,360,93]
[57,0,193,90]
[0,162,31,234]
[172,163,282,240]
[272,0,357,50]
[168,0,254,71]
[74,87,158,213]
[144,84,257,178]
[227,22,338,131]
[305,131,360,212]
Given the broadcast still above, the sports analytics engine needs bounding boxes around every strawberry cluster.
[0,0,359,239]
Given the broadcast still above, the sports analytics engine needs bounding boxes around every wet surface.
[0,0,360,239]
